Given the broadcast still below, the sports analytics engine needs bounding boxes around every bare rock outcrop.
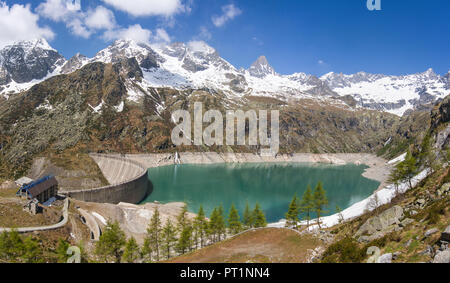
[355,206,405,243]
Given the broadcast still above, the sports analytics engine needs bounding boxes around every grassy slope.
[168,228,322,263]
[325,168,449,263]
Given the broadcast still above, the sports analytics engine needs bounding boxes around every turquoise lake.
[142,163,380,223]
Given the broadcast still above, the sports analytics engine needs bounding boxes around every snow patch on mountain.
[1,38,448,117]
[321,69,449,116]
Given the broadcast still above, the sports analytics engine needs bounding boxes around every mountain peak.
[248,55,276,78]
[3,38,56,52]
[187,41,216,55]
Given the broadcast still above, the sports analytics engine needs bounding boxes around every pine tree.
[141,237,152,263]
[419,133,440,172]
[22,236,41,263]
[146,208,162,262]
[193,206,208,248]
[216,205,226,241]
[300,185,314,228]
[176,225,193,255]
[208,208,219,243]
[402,151,418,190]
[252,203,267,228]
[285,194,299,229]
[162,219,177,260]
[243,202,253,229]
[122,237,140,263]
[95,221,126,263]
[313,182,328,229]
[177,204,190,231]
[55,239,70,263]
[388,164,403,197]
[0,230,43,263]
[336,205,344,224]
[228,204,243,235]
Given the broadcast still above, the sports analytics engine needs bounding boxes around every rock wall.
[63,154,150,204]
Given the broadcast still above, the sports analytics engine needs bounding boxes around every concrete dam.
[64,154,150,204]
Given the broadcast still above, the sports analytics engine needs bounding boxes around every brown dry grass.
[0,199,62,228]
[168,228,322,263]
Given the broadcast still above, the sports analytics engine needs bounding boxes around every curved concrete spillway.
[64,154,150,204]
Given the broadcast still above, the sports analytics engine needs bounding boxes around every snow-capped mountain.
[0,38,448,116]
[248,56,277,78]
[61,53,89,74]
[321,69,449,115]
[0,39,66,97]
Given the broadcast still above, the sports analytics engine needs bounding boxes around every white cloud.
[35,0,81,22]
[154,29,171,43]
[103,24,152,44]
[0,1,54,48]
[103,25,172,45]
[212,4,242,27]
[85,6,116,30]
[36,0,116,39]
[198,26,212,40]
[318,60,325,65]
[187,40,214,54]
[67,18,91,38]
[101,0,186,17]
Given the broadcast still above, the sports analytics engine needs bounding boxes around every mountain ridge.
[0,38,448,116]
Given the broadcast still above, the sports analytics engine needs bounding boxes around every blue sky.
[1,0,449,76]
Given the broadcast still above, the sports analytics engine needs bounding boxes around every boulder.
[355,206,404,241]
[425,228,440,238]
[433,250,450,263]
[377,253,393,263]
[400,218,414,228]
[440,226,450,243]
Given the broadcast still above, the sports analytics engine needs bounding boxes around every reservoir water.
[142,163,380,223]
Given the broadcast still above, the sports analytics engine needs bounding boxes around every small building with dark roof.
[16,176,58,204]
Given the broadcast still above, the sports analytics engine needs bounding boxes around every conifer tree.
[176,225,193,255]
[388,164,403,197]
[402,151,418,189]
[95,221,126,263]
[141,237,152,263]
[193,206,208,249]
[146,208,162,261]
[243,202,253,228]
[228,204,243,235]
[300,185,314,228]
[208,208,219,243]
[336,205,344,224]
[285,194,299,229]
[21,236,41,263]
[177,204,190,231]
[252,203,267,228]
[216,205,226,241]
[55,239,70,263]
[122,237,140,263]
[313,182,328,229]
[162,219,177,260]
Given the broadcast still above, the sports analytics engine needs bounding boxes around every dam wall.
[63,154,150,204]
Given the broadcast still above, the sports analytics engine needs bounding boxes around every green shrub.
[321,237,366,263]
